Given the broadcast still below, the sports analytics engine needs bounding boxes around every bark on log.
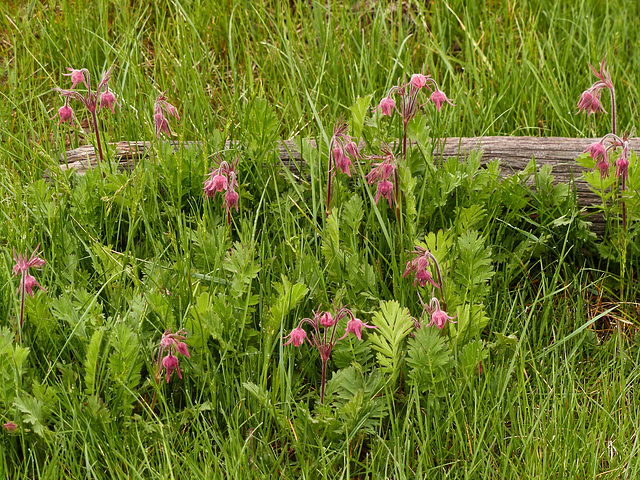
[59,136,639,233]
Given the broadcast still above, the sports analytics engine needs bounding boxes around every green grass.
[0,0,639,478]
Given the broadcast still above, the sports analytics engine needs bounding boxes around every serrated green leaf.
[349,95,372,140]
[369,301,414,384]
[84,328,104,396]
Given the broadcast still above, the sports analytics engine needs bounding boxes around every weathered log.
[59,136,639,233]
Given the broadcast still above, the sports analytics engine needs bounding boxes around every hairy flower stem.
[91,110,105,163]
[320,358,328,403]
[326,145,334,217]
[610,87,616,136]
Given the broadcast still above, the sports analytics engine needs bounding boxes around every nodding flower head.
[616,145,630,180]
[585,141,607,161]
[157,328,190,383]
[3,422,17,433]
[375,180,394,208]
[154,92,180,139]
[58,105,74,126]
[429,307,457,330]
[403,246,441,289]
[63,68,87,89]
[577,89,606,115]
[333,146,354,176]
[340,315,376,341]
[410,73,428,89]
[162,354,182,383]
[319,312,336,328]
[377,96,396,116]
[100,88,120,114]
[283,327,307,347]
[429,89,455,112]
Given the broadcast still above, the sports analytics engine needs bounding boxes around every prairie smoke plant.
[403,245,442,290]
[154,92,180,139]
[576,57,632,231]
[284,304,375,403]
[204,156,240,225]
[13,245,46,333]
[3,422,17,433]
[55,67,118,163]
[366,145,398,209]
[326,119,361,216]
[156,328,190,383]
[415,295,457,330]
[374,73,454,158]
[577,57,615,133]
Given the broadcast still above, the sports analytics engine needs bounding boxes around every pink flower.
[584,141,607,161]
[375,180,394,208]
[3,422,17,433]
[616,151,629,180]
[212,174,228,192]
[13,245,46,275]
[154,93,180,138]
[577,89,606,114]
[63,68,86,89]
[333,147,353,176]
[21,274,45,298]
[429,306,457,330]
[595,158,610,178]
[319,312,336,328]
[100,89,120,114]
[175,341,190,358]
[157,328,190,383]
[377,96,396,116]
[162,354,182,383]
[429,89,454,112]
[154,113,170,138]
[58,105,74,126]
[340,316,376,341]
[344,141,361,159]
[225,189,239,212]
[284,327,307,347]
[410,74,427,89]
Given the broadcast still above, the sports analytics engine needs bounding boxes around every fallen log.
[59,136,639,233]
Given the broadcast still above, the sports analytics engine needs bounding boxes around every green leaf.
[84,328,104,396]
[266,276,309,336]
[406,327,452,396]
[369,300,414,384]
[349,95,372,140]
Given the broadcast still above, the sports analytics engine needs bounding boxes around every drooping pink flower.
[58,105,74,126]
[429,305,457,330]
[333,147,353,176]
[175,341,190,358]
[429,89,455,112]
[584,141,607,161]
[225,189,239,212]
[3,422,17,433]
[100,89,120,114]
[63,68,87,89]
[375,180,394,208]
[283,327,307,347]
[595,158,610,178]
[319,312,336,328]
[20,274,45,298]
[377,96,396,116]
[577,89,606,115]
[162,354,182,383]
[410,73,427,89]
[154,113,171,138]
[403,245,442,290]
[156,328,190,383]
[616,151,629,180]
[340,316,376,341]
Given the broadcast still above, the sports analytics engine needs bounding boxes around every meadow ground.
[1,1,639,478]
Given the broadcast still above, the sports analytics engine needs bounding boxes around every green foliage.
[368,300,414,385]
[406,326,452,396]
